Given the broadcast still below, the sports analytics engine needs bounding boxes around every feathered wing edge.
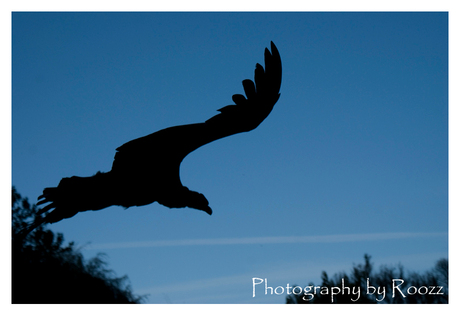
[113,41,282,164]
[169,41,282,162]
[205,41,282,132]
[31,42,282,233]
[35,172,119,227]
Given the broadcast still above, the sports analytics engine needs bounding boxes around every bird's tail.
[36,172,117,225]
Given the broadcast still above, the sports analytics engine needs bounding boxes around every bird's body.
[34,42,282,229]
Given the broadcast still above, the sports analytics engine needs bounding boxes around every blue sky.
[11,12,448,304]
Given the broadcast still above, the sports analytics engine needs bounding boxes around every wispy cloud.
[134,250,448,303]
[85,232,447,250]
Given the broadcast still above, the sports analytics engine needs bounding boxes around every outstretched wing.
[112,41,282,170]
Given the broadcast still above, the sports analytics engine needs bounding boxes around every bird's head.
[186,190,212,215]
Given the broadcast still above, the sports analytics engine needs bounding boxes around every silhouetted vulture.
[35,42,282,226]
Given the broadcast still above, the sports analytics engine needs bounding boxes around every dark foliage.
[12,187,145,304]
[286,254,448,304]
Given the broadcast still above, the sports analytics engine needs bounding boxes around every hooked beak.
[202,206,212,215]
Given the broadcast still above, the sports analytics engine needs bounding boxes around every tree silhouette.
[286,254,448,304]
[12,187,145,303]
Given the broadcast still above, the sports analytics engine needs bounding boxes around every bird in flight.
[33,41,282,229]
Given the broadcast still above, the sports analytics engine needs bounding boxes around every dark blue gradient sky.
[12,12,448,303]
